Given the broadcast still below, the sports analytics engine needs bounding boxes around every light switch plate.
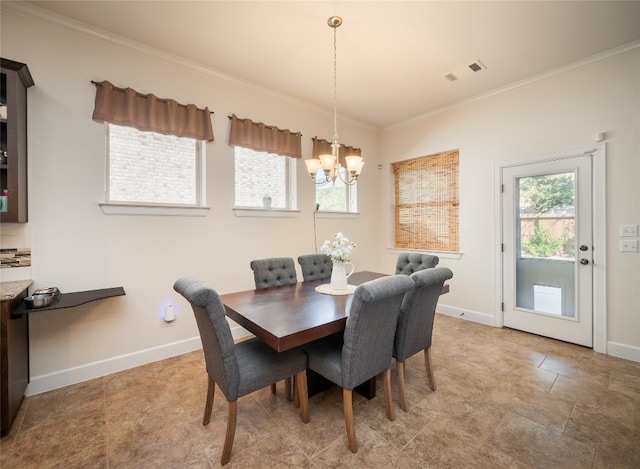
[620,240,639,252]
[620,225,639,237]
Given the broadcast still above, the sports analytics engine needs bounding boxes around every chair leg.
[424,347,437,391]
[271,383,277,394]
[397,361,408,412]
[221,400,237,466]
[285,376,293,401]
[295,370,310,423]
[203,375,215,426]
[293,378,300,408]
[382,368,395,421]
[343,388,357,453]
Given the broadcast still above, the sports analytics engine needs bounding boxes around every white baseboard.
[27,324,254,396]
[437,305,640,364]
[26,337,203,396]
[28,310,637,397]
[437,304,496,327]
[607,341,640,363]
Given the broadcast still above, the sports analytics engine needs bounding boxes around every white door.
[502,154,593,347]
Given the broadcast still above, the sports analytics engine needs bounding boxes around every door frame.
[494,144,607,353]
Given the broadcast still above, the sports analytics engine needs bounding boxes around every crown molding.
[5,1,636,133]
[1,1,376,131]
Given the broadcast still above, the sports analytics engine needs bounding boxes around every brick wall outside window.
[108,124,198,205]
[234,146,287,208]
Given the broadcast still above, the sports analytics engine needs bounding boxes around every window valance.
[228,114,301,158]
[92,80,214,142]
[311,137,361,167]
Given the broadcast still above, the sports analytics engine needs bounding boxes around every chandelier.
[305,16,363,185]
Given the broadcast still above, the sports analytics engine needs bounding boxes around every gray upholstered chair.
[249,257,299,398]
[250,257,298,289]
[173,277,309,465]
[394,267,453,411]
[394,252,439,275]
[303,275,415,453]
[297,253,333,282]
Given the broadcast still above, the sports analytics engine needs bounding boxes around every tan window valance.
[92,80,214,142]
[311,137,361,167]
[229,114,301,158]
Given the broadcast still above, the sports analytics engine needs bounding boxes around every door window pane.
[516,172,576,318]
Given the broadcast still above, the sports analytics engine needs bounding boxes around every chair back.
[394,267,453,362]
[298,253,333,282]
[173,277,241,401]
[395,252,439,275]
[250,257,298,289]
[342,275,415,389]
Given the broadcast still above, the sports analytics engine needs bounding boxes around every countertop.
[0,280,33,301]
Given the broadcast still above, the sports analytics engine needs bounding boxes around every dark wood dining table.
[220,271,449,398]
[221,271,385,352]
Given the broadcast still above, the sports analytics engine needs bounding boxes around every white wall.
[2,9,639,395]
[1,11,381,394]
[379,49,640,361]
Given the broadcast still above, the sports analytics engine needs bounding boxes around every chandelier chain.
[332,23,338,143]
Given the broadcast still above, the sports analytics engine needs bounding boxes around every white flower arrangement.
[321,232,356,263]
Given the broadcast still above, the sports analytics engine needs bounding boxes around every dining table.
[220,270,449,398]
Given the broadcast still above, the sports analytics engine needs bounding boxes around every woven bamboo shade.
[393,149,459,251]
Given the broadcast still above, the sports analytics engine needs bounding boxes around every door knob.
[579,245,589,251]
[580,258,589,265]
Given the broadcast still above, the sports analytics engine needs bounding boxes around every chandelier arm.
[336,169,358,186]
[312,172,330,185]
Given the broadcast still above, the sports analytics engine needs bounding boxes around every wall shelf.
[14,287,125,317]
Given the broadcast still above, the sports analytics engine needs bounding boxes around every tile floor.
[1,314,639,468]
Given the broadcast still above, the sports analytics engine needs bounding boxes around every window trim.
[103,124,207,215]
[100,202,209,216]
[232,207,300,218]
[315,211,359,219]
[386,247,462,260]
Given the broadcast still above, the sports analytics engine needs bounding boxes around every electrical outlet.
[620,225,639,237]
[620,240,638,252]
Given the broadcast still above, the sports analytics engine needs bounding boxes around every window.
[517,172,575,259]
[107,124,203,205]
[234,146,295,209]
[315,168,358,212]
[393,149,459,252]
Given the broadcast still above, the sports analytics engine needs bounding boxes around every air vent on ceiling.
[445,60,486,82]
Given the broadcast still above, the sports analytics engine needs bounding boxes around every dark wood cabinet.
[1,58,34,223]
[1,285,30,436]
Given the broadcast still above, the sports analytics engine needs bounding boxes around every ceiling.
[19,1,640,129]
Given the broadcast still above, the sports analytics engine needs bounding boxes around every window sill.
[100,203,209,216]
[233,207,300,218]
[315,211,359,219]
[387,247,462,260]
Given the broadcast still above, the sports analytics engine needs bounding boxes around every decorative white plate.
[315,284,356,296]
